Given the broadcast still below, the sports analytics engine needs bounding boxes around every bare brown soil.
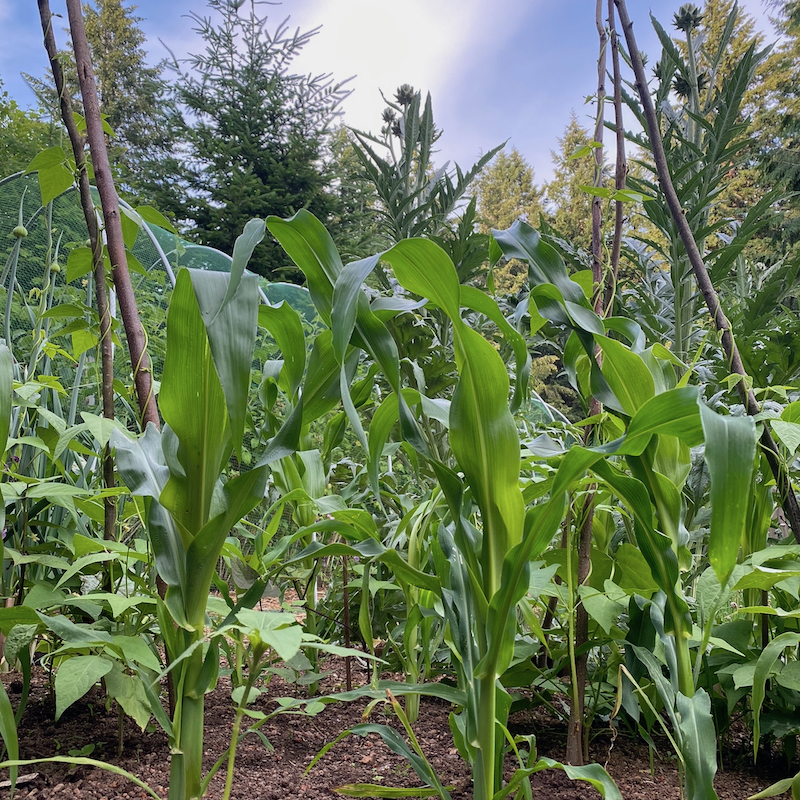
[0,664,789,800]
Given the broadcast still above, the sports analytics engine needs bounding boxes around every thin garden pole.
[37,0,116,540]
[566,0,608,766]
[64,0,159,429]
[605,0,627,315]
[613,0,800,543]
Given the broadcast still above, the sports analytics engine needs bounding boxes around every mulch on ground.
[0,661,790,799]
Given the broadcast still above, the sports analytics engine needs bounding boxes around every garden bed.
[1,666,785,799]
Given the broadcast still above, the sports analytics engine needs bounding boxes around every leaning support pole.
[37,0,116,541]
[64,0,159,428]
[605,0,627,315]
[58,0,174,712]
[566,0,609,768]
[613,0,800,543]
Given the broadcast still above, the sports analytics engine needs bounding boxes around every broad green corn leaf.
[258,302,306,398]
[224,217,265,307]
[459,284,530,411]
[491,220,587,307]
[331,255,383,363]
[301,331,354,424]
[183,466,268,627]
[496,758,622,800]
[383,238,525,591]
[592,461,689,628]
[344,723,452,799]
[269,212,424,467]
[159,270,230,535]
[112,425,185,588]
[596,336,655,416]
[479,495,565,678]
[676,690,719,800]
[267,210,342,325]
[0,757,159,799]
[752,632,800,758]
[748,777,794,799]
[190,269,259,455]
[700,403,757,586]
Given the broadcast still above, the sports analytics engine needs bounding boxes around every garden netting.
[0,170,316,422]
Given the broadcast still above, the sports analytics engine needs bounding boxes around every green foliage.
[350,86,502,248]
[752,0,800,256]
[543,114,598,253]
[24,0,175,201]
[0,81,56,178]
[166,1,349,281]
[623,3,771,363]
[476,148,543,295]
[6,5,800,800]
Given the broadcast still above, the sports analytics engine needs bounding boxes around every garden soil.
[0,663,790,800]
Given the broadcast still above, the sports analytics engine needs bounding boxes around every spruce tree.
[169,0,348,281]
[475,147,543,294]
[544,114,597,252]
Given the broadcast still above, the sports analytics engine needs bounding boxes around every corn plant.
[111,220,304,800]
[265,210,621,800]
[493,219,760,800]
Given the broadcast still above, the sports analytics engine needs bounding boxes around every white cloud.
[285,0,527,135]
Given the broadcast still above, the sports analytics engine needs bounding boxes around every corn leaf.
[675,690,719,800]
[159,269,230,536]
[699,403,757,586]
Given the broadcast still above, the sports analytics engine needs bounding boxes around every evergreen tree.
[324,125,382,263]
[475,147,543,293]
[753,0,800,255]
[0,80,56,177]
[543,114,596,252]
[169,1,348,281]
[24,0,174,201]
[476,147,543,231]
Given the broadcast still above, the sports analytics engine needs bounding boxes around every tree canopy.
[166,0,349,281]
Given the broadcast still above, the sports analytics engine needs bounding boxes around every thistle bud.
[674,4,703,33]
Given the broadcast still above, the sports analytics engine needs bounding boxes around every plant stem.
[474,674,498,800]
[222,656,261,800]
[565,497,582,765]
[169,637,205,800]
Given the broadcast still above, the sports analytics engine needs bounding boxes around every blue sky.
[0,0,775,182]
